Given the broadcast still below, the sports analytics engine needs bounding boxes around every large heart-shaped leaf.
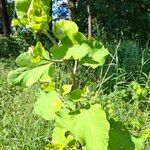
[56,104,110,150]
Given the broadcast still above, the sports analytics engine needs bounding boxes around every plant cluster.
[7,0,147,149]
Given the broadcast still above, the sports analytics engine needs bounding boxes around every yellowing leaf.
[31,41,46,62]
[61,84,72,95]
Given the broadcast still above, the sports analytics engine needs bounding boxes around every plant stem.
[42,57,77,88]
[73,60,77,74]
[42,31,57,45]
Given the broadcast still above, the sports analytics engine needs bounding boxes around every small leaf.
[69,89,83,100]
[41,81,55,92]
[11,19,22,26]
[61,84,72,95]
[31,41,48,63]
[34,90,62,121]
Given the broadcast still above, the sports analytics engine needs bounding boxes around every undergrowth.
[0,58,52,150]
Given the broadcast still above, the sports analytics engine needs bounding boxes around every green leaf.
[15,0,50,31]
[80,57,101,69]
[16,52,32,67]
[34,90,62,121]
[41,81,55,92]
[92,46,109,64]
[108,119,135,150]
[63,43,91,60]
[11,18,22,26]
[80,38,109,68]
[7,67,27,85]
[50,37,73,59]
[15,0,31,20]
[7,63,52,86]
[56,104,110,150]
[69,89,83,100]
[53,20,78,40]
[72,32,87,45]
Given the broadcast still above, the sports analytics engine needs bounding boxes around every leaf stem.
[64,61,77,89]
[41,57,64,63]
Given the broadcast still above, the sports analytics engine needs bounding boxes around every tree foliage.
[76,0,150,42]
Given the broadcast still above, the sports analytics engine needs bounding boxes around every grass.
[0,58,52,150]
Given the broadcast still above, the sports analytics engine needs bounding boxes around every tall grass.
[0,58,52,149]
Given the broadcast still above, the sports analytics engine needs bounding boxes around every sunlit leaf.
[7,63,52,86]
[131,136,145,150]
[41,81,55,92]
[61,84,72,95]
[53,20,78,40]
[80,38,109,68]
[52,127,74,149]
[56,104,110,150]
[16,52,32,67]
[63,43,91,60]
[34,90,62,120]
[15,0,31,20]
[27,0,50,32]
[30,41,49,62]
